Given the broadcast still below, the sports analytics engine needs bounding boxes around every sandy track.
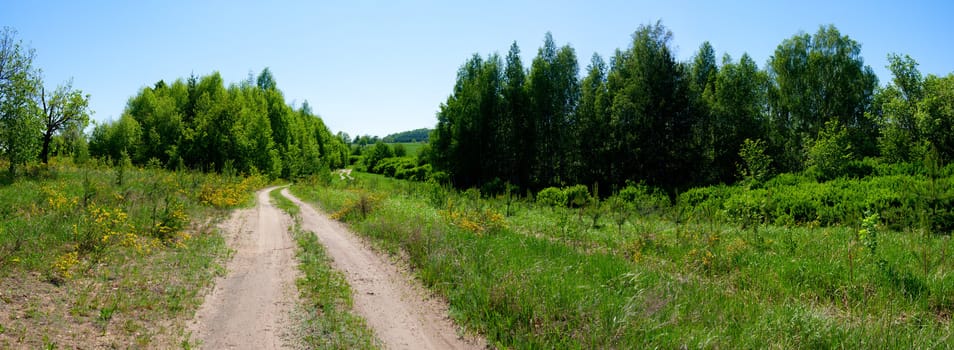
[189,186,298,349]
[281,188,484,350]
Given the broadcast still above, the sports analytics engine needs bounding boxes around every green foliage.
[371,157,414,178]
[738,138,772,185]
[365,142,393,172]
[563,184,590,208]
[618,183,670,216]
[391,143,406,157]
[382,128,430,143]
[858,211,880,254]
[90,69,347,178]
[38,80,91,164]
[915,74,954,162]
[723,189,765,230]
[0,27,41,176]
[768,24,879,167]
[806,121,854,181]
[425,23,927,194]
[536,187,566,207]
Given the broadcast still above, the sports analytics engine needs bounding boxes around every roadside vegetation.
[0,158,265,348]
[291,171,952,348]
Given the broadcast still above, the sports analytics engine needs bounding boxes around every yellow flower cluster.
[628,238,644,263]
[440,200,506,235]
[155,200,189,240]
[87,205,131,244]
[199,174,267,208]
[687,248,716,270]
[52,251,79,280]
[330,193,378,221]
[42,185,78,212]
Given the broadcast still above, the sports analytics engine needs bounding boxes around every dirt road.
[189,186,483,349]
[189,186,298,349]
[281,188,484,350]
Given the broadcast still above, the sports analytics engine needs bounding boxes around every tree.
[38,79,91,163]
[0,27,41,175]
[876,54,925,162]
[688,42,719,182]
[431,53,504,188]
[257,67,277,91]
[916,74,954,163]
[92,69,345,177]
[737,138,772,186]
[528,32,579,187]
[575,53,610,191]
[366,141,393,172]
[767,25,878,170]
[709,53,768,182]
[606,21,699,193]
[503,41,532,189]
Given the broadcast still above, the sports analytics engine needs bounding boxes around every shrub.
[620,183,671,211]
[479,178,506,197]
[537,187,567,207]
[738,138,773,185]
[723,189,766,230]
[563,184,590,208]
[373,157,415,178]
[807,121,854,181]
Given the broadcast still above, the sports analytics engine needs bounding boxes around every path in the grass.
[281,188,485,350]
[189,186,298,349]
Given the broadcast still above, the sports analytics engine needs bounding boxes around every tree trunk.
[40,131,53,164]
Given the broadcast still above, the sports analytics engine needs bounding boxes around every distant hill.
[382,128,430,143]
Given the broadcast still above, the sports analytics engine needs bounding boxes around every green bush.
[723,189,766,229]
[620,183,670,206]
[563,184,590,208]
[372,157,415,178]
[396,164,432,182]
[537,187,567,207]
[806,121,854,181]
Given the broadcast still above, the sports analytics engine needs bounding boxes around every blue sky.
[3,1,952,137]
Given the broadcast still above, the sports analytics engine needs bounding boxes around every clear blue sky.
[3,1,952,137]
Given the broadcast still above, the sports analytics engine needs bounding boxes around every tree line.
[430,22,954,195]
[0,27,92,175]
[1,27,348,179]
[88,68,349,178]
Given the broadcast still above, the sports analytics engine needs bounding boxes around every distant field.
[388,142,425,157]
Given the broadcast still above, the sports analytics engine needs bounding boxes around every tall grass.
[291,172,954,348]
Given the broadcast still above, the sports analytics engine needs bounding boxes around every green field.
[387,142,425,158]
[290,171,954,348]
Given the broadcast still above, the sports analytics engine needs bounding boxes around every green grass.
[290,171,954,348]
[0,159,260,348]
[269,188,379,349]
[388,142,425,157]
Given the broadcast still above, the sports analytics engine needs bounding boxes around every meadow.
[0,158,265,348]
[291,171,953,348]
[389,142,426,158]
